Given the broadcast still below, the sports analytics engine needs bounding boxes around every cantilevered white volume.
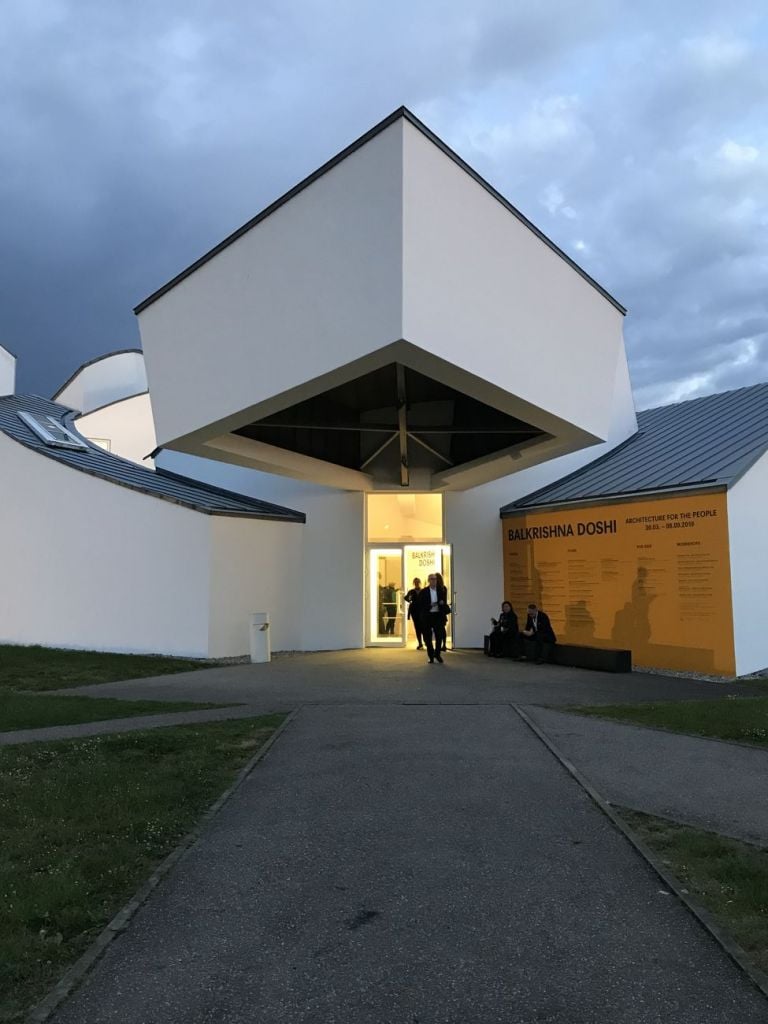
[136,108,636,494]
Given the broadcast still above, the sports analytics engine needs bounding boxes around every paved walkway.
[0,705,260,747]
[17,650,768,847]
[525,707,768,846]
[51,648,765,709]
[51,704,768,1023]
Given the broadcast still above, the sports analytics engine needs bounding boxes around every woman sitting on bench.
[488,602,521,658]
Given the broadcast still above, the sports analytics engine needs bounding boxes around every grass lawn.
[0,715,284,1022]
[0,644,217,693]
[619,809,768,975]
[0,693,226,733]
[570,696,768,746]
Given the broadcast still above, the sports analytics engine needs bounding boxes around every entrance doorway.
[367,544,453,647]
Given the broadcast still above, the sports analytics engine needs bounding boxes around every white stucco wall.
[138,120,405,448]
[727,452,768,675]
[75,392,158,466]
[296,489,364,650]
[0,345,16,396]
[208,516,303,657]
[55,350,147,413]
[159,450,364,650]
[401,120,628,446]
[0,431,211,656]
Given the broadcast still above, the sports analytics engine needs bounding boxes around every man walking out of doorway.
[419,572,450,664]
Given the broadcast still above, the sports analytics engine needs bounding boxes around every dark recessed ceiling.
[233,363,545,484]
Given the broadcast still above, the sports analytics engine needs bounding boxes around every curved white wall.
[55,351,147,414]
[76,392,158,466]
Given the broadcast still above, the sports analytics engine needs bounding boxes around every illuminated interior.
[366,493,443,542]
[368,544,453,647]
[365,494,452,647]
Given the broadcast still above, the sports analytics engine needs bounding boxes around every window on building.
[17,411,89,451]
[366,493,443,542]
[86,437,112,452]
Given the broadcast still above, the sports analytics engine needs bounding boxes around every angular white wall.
[727,452,768,675]
[137,112,633,493]
[139,120,405,449]
[401,120,628,448]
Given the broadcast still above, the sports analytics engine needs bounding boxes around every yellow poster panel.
[502,492,735,675]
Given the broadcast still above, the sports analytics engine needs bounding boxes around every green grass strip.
[0,715,284,1021]
[0,645,216,693]
[570,696,768,746]
[0,693,226,733]
[619,809,768,975]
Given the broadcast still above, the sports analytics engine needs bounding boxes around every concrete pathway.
[51,704,768,1023]
[525,707,768,846]
[51,648,766,710]
[25,649,768,845]
[0,705,258,747]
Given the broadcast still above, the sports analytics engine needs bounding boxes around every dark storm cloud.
[2,0,767,407]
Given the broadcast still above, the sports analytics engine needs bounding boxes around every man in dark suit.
[417,572,449,664]
[522,603,557,664]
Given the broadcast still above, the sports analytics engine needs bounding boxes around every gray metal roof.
[0,394,306,522]
[501,382,768,515]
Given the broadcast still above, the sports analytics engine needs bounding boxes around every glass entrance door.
[404,545,453,649]
[367,544,453,647]
[368,548,405,645]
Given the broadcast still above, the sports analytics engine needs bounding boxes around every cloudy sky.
[2,0,766,408]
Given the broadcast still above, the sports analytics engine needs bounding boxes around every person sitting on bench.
[522,603,557,664]
[488,602,521,658]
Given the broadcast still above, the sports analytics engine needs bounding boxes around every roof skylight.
[17,411,89,451]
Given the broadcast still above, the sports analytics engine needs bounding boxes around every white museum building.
[2,108,767,675]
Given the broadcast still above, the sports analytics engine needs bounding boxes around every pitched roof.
[134,107,625,316]
[501,382,768,515]
[0,394,306,522]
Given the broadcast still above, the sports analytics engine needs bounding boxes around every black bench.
[483,637,631,673]
[552,643,631,673]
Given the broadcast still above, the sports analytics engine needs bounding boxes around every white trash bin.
[249,612,271,663]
